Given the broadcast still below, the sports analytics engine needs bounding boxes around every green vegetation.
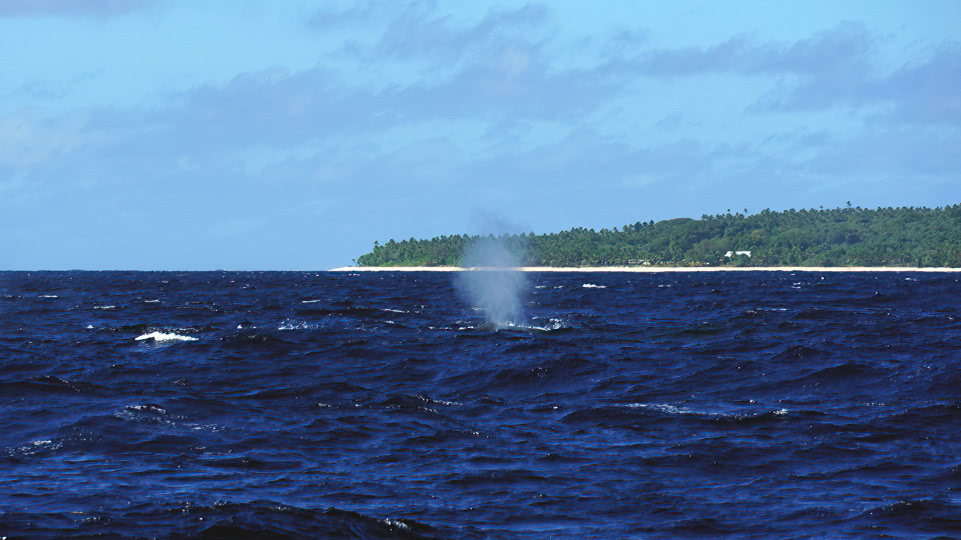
[357,205,961,267]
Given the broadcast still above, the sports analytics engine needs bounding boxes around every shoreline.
[330,266,961,273]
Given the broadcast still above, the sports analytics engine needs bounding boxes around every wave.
[498,318,569,332]
[134,331,198,342]
[561,402,795,430]
[0,500,452,540]
[4,270,961,539]
[0,375,105,396]
[277,319,317,330]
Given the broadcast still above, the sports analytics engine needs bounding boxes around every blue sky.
[2,0,959,270]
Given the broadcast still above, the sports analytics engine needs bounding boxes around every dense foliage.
[357,205,961,267]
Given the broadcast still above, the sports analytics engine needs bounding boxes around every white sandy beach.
[330,266,961,273]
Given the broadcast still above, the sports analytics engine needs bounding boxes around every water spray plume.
[456,235,528,327]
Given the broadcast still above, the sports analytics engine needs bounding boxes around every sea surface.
[2,270,960,539]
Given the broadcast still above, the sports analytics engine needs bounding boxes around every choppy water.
[2,270,961,539]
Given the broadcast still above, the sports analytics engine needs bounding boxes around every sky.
[1,0,959,270]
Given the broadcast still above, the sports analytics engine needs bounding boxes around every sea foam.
[135,331,197,342]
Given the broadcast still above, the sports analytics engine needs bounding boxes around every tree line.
[356,205,961,267]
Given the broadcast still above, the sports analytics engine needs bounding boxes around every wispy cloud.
[627,22,878,114]
[307,0,419,28]
[11,71,102,99]
[128,37,614,155]
[877,47,961,125]
[0,0,159,18]
[0,108,108,168]
[807,128,961,177]
[627,22,959,128]
[375,4,549,59]
[635,23,873,79]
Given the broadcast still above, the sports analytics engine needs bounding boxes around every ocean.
[1,270,960,539]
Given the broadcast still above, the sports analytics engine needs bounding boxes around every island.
[352,205,961,269]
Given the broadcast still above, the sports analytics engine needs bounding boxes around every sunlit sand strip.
[330,266,961,273]
[330,266,463,272]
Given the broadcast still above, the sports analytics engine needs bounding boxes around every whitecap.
[38,294,59,298]
[383,519,410,530]
[144,299,161,303]
[622,402,789,420]
[93,305,117,310]
[381,308,407,313]
[414,395,461,406]
[128,404,166,414]
[524,318,568,331]
[301,299,323,304]
[185,422,221,432]
[135,331,198,343]
[582,283,607,289]
[16,439,62,456]
[278,320,315,330]
[622,403,692,415]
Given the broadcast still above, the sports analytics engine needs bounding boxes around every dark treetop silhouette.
[358,205,961,268]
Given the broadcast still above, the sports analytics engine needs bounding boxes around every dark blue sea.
[2,270,961,539]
